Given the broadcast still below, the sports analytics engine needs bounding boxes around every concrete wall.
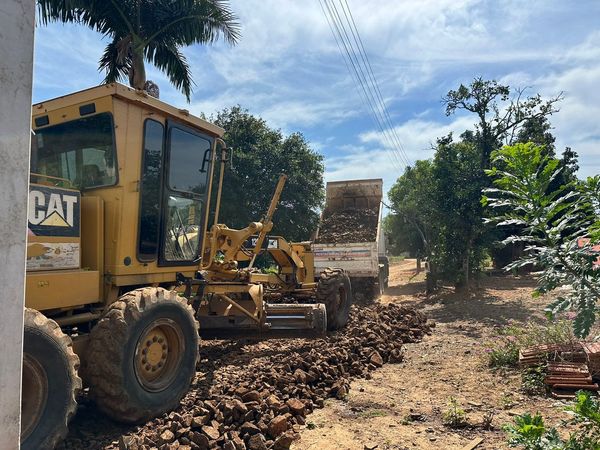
[0,0,35,448]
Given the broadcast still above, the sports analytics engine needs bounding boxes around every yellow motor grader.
[22,83,352,450]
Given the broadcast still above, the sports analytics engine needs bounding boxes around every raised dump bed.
[314,179,388,297]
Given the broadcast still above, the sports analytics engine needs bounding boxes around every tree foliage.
[484,143,600,337]
[443,77,562,166]
[37,0,240,100]
[210,106,325,242]
[387,141,488,288]
[385,77,566,291]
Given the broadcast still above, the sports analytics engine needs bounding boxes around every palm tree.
[38,0,240,101]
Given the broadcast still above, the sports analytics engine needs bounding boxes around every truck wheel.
[85,287,199,423]
[21,309,81,450]
[317,268,352,330]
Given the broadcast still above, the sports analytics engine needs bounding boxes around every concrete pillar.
[0,0,35,448]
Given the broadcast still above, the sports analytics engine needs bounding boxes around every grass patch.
[359,409,388,419]
[485,319,576,369]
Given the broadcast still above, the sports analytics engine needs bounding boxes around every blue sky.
[33,0,600,197]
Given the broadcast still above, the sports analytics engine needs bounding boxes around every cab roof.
[32,82,225,138]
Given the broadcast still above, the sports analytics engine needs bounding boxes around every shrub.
[505,390,600,449]
[486,320,576,369]
[442,397,468,428]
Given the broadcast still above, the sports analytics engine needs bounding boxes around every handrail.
[200,138,220,270]
[29,172,75,189]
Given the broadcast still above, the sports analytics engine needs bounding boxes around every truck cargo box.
[314,179,388,293]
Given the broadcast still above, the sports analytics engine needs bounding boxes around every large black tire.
[21,308,81,450]
[85,287,199,423]
[316,268,352,330]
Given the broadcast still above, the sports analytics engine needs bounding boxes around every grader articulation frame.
[22,83,352,450]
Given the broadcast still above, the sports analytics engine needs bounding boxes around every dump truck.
[22,83,352,450]
[314,179,389,298]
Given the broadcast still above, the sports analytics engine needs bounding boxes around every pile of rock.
[315,207,378,244]
[62,303,431,450]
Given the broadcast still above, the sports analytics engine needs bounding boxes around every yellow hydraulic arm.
[248,174,287,268]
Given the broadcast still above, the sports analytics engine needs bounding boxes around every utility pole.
[0,0,35,448]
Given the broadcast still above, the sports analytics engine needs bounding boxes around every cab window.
[162,124,212,263]
[167,127,211,194]
[31,113,117,189]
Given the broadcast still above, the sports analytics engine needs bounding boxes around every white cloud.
[32,0,600,188]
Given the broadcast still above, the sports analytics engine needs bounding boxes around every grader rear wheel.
[84,287,199,423]
[316,268,353,330]
[21,308,81,450]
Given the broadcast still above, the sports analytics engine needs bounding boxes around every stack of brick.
[544,362,598,399]
[518,342,600,398]
[582,342,600,377]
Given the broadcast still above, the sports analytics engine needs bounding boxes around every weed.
[481,410,495,430]
[485,320,576,369]
[359,409,387,419]
[505,390,600,449]
[487,337,520,368]
[400,415,411,425]
[521,366,547,396]
[306,422,316,430]
[499,394,516,410]
[442,397,468,428]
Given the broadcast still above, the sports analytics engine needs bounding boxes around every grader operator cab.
[23,83,352,450]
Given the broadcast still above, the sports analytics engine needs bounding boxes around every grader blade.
[265,303,327,336]
[197,303,327,339]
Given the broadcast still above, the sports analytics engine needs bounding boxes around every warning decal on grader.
[26,185,81,270]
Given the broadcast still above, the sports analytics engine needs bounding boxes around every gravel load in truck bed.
[57,303,430,450]
[315,207,378,244]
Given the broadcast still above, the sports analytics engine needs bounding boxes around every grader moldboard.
[22,83,352,450]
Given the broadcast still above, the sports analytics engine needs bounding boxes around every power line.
[318,0,411,169]
[318,0,402,170]
[326,0,405,169]
[340,0,411,166]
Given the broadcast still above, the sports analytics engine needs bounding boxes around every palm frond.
[141,0,241,47]
[99,38,131,84]
[37,0,82,25]
[145,42,193,101]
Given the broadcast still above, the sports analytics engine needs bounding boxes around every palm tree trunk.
[129,48,146,90]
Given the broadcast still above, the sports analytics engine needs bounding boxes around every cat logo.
[28,185,80,238]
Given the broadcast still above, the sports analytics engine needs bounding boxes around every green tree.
[211,106,325,242]
[387,160,435,256]
[431,140,490,287]
[484,143,600,337]
[387,141,488,290]
[38,0,240,100]
[443,77,562,167]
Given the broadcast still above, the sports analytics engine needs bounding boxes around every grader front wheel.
[21,309,81,450]
[316,268,353,330]
[84,287,199,423]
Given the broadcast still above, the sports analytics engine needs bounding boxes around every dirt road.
[294,261,572,450]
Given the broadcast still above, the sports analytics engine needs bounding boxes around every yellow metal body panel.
[33,83,224,138]
[81,196,104,298]
[26,270,100,311]
[30,83,226,308]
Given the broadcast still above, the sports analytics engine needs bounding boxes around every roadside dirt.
[57,260,577,450]
[57,270,431,450]
[294,260,575,450]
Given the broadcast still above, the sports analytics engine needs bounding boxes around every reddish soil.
[294,260,577,450]
[56,260,578,450]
